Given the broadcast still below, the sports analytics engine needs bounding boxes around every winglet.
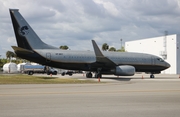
[92,40,104,57]
[91,40,116,67]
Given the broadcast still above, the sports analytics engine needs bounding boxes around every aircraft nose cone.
[166,62,170,68]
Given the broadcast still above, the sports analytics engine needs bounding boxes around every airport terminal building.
[125,34,180,74]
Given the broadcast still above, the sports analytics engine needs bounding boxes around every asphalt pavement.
[0,74,180,117]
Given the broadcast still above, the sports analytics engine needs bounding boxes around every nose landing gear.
[150,74,155,78]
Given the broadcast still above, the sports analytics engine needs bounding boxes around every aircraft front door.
[151,56,155,65]
[46,53,51,62]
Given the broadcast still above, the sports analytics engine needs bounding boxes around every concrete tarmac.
[0,74,180,117]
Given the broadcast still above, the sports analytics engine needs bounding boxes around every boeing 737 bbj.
[9,9,170,78]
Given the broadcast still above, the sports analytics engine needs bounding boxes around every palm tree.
[108,47,116,51]
[59,45,69,50]
[6,51,15,61]
[102,43,109,51]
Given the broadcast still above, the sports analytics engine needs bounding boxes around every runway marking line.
[0,89,180,96]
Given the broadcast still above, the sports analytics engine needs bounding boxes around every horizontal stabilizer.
[12,46,34,54]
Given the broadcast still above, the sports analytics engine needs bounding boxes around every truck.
[21,65,57,75]
[61,70,74,76]
[59,70,83,76]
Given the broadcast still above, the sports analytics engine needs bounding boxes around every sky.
[1,0,180,58]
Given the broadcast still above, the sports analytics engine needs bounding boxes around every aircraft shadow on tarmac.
[99,77,132,81]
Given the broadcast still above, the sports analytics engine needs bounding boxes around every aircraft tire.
[150,74,155,78]
[86,72,92,78]
[95,73,102,78]
[97,73,102,78]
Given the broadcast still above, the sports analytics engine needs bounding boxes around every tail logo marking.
[19,26,29,36]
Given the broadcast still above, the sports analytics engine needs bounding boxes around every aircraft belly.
[134,65,165,72]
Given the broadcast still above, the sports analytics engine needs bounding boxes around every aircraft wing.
[92,40,117,68]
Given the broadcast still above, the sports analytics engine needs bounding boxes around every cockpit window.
[157,58,164,62]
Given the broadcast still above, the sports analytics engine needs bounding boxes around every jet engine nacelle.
[112,65,135,76]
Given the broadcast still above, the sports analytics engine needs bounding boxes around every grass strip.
[0,74,98,84]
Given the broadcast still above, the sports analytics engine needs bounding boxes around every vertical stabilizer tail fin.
[9,9,57,50]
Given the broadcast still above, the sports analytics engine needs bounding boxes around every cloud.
[94,0,119,17]
[0,0,180,58]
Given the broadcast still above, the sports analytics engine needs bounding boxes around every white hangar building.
[125,34,180,74]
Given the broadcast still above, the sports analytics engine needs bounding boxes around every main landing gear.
[86,72,102,78]
[94,72,102,78]
[95,68,102,78]
[86,72,92,78]
[86,68,102,78]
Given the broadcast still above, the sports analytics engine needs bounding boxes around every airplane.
[9,9,170,78]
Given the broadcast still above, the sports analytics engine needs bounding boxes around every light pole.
[0,55,1,67]
[120,39,122,50]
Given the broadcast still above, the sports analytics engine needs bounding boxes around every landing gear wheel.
[95,73,102,78]
[86,72,92,78]
[150,74,155,78]
[95,68,102,78]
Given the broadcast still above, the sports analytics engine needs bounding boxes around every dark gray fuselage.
[17,49,170,74]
